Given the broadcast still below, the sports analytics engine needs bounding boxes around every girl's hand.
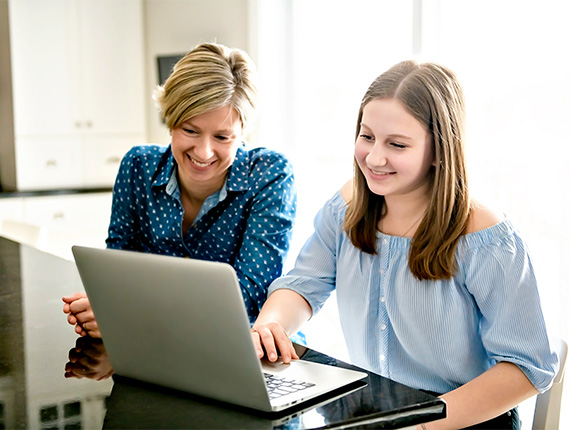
[251,321,299,364]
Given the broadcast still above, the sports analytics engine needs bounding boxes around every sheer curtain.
[253,0,569,426]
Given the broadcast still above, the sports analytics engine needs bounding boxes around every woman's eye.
[215,135,229,141]
[390,142,406,149]
[183,128,196,134]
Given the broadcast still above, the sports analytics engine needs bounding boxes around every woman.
[63,43,296,338]
[250,61,558,429]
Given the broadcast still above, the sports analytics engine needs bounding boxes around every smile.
[188,155,214,168]
[369,169,395,176]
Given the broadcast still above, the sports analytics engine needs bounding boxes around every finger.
[73,309,96,326]
[251,329,264,358]
[67,314,78,325]
[88,329,102,338]
[75,324,86,337]
[275,336,296,364]
[69,298,92,315]
[81,320,102,338]
[289,343,300,361]
[255,326,279,362]
[62,292,87,304]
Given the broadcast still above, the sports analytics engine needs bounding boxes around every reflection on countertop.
[0,237,113,430]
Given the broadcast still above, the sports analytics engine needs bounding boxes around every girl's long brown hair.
[344,61,470,281]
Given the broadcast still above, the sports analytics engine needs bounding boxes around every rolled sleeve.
[464,228,559,392]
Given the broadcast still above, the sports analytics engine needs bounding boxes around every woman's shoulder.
[243,146,293,177]
[247,146,290,163]
[123,143,169,163]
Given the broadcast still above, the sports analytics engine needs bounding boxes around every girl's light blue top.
[269,191,558,394]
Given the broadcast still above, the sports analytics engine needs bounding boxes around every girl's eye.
[215,135,229,141]
[359,134,374,141]
[390,142,406,149]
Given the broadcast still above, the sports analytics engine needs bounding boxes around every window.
[255,1,569,425]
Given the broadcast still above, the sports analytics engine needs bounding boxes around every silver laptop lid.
[72,246,273,411]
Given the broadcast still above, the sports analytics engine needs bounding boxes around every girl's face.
[354,98,434,201]
[171,104,242,194]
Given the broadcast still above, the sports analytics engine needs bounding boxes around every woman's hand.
[251,321,299,364]
[62,292,101,338]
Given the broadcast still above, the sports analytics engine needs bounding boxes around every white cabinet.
[2,0,146,191]
[21,193,112,238]
[0,197,24,224]
[0,192,113,259]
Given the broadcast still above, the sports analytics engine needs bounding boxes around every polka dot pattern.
[106,144,297,322]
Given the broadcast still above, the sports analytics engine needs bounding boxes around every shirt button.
[380,354,386,361]
[380,296,385,302]
[383,239,388,245]
[380,324,387,330]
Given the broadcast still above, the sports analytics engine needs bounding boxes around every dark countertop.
[0,187,112,199]
[0,236,445,429]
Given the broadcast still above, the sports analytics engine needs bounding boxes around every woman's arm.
[252,289,312,363]
[233,151,297,320]
[419,361,537,429]
[105,148,146,250]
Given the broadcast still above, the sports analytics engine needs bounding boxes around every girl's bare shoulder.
[340,179,353,203]
[466,199,504,234]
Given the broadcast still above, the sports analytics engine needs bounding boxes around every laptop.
[71,246,368,413]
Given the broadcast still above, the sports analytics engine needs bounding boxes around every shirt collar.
[153,143,250,194]
[153,146,176,189]
[226,144,250,192]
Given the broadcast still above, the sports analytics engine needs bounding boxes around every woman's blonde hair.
[344,60,470,281]
[154,42,257,132]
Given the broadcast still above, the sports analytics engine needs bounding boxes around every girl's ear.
[431,140,438,166]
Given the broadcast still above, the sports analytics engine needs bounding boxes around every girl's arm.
[251,289,312,363]
[419,361,537,429]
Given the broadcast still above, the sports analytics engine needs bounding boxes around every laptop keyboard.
[264,373,316,399]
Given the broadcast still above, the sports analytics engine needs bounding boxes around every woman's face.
[354,98,434,201]
[171,104,243,195]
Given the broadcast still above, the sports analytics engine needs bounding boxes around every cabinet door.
[78,0,146,135]
[81,137,138,187]
[8,0,79,137]
[22,192,112,235]
[15,136,83,191]
[0,197,24,222]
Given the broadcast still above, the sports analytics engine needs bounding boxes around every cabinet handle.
[106,156,121,164]
[86,121,93,128]
[75,121,82,128]
[52,212,65,220]
[46,159,58,167]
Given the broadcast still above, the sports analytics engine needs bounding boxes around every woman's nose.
[193,137,214,160]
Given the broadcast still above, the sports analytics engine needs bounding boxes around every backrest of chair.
[532,337,567,430]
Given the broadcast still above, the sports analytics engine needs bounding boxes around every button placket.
[378,235,390,375]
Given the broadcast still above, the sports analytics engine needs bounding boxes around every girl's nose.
[366,143,388,167]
